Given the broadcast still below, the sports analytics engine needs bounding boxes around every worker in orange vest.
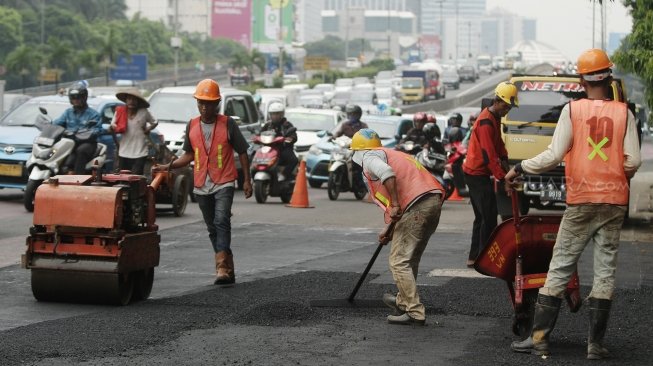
[351,128,444,326]
[154,79,252,286]
[506,49,641,359]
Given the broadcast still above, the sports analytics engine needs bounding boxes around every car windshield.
[333,91,350,101]
[507,81,587,123]
[148,93,197,123]
[285,112,335,131]
[350,92,375,103]
[335,79,353,87]
[376,89,393,98]
[365,121,396,139]
[402,79,422,88]
[0,101,70,126]
[314,84,334,92]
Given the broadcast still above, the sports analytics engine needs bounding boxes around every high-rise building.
[125,0,211,35]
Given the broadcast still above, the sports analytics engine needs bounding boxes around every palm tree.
[97,27,130,85]
[46,37,73,90]
[250,48,266,74]
[5,45,40,92]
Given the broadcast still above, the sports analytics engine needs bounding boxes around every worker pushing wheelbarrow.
[474,189,582,338]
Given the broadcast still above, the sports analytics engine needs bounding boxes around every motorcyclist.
[333,104,368,138]
[462,111,479,148]
[53,80,103,174]
[399,112,430,148]
[260,101,298,180]
[444,113,468,142]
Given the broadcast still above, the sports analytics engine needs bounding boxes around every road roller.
[22,170,168,305]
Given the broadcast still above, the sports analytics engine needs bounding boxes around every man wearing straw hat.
[111,88,158,175]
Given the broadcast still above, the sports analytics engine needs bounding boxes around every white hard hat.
[268,101,285,113]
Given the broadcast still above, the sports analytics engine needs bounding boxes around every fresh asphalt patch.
[0,270,651,366]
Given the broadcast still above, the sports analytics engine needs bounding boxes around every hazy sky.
[486,0,633,60]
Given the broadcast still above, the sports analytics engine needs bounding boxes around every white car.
[284,107,347,158]
[334,78,354,93]
[346,57,362,69]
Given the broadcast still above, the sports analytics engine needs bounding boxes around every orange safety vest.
[565,99,629,205]
[188,115,237,188]
[363,148,443,223]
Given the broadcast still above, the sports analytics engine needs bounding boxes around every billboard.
[109,54,148,81]
[420,35,442,60]
[252,0,294,52]
[211,0,251,48]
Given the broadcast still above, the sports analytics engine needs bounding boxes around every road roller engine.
[22,169,168,305]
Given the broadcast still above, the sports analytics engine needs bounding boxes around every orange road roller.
[22,171,169,305]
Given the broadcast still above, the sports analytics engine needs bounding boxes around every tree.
[612,0,653,109]
[46,37,73,89]
[304,36,345,60]
[5,44,39,92]
[250,48,266,74]
[96,27,130,85]
[0,6,23,64]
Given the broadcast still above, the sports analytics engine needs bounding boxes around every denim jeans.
[195,186,235,254]
[539,204,626,300]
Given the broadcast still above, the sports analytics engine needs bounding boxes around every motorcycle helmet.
[413,112,428,128]
[423,122,441,141]
[448,113,463,127]
[68,80,89,102]
[268,101,285,113]
[447,127,464,143]
[345,104,363,119]
[426,113,437,123]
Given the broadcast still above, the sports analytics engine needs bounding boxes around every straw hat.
[116,88,150,108]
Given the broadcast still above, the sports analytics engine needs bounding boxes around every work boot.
[511,294,562,356]
[587,298,611,360]
[382,293,403,315]
[214,251,235,286]
[387,313,425,326]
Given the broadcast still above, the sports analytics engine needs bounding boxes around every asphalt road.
[0,136,651,365]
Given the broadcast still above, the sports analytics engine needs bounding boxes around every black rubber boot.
[511,294,562,356]
[587,298,612,360]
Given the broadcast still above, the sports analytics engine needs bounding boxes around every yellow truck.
[495,73,629,217]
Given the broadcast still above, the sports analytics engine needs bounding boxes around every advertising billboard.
[420,35,442,60]
[211,0,252,48]
[252,0,294,53]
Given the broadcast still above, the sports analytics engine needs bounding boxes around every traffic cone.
[448,187,465,202]
[286,160,314,208]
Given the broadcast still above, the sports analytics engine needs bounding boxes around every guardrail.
[401,63,553,114]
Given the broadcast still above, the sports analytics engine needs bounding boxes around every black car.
[441,69,461,89]
[458,65,479,82]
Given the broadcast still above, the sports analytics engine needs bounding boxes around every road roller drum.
[23,172,162,305]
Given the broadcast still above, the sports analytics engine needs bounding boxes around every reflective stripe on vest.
[217,144,223,168]
[565,99,628,205]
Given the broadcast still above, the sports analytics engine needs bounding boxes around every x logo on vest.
[587,136,609,161]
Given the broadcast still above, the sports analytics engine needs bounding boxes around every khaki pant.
[540,204,626,300]
[390,194,442,320]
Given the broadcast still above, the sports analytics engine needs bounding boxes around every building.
[125,0,211,35]
[481,8,537,59]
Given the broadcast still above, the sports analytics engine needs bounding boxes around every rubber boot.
[587,298,611,360]
[511,294,562,356]
[214,251,235,286]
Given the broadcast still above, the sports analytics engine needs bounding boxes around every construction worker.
[351,128,444,325]
[260,101,298,181]
[153,79,252,286]
[53,80,103,174]
[506,49,641,359]
[462,82,517,267]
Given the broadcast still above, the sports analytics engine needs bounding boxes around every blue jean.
[195,187,235,254]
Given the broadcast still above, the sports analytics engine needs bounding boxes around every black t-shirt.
[182,115,250,155]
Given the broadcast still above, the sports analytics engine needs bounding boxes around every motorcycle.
[444,139,468,196]
[24,121,107,212]
[395,140,424,156]
[250,128,297,204]
[414,140,455,200]
[327,135,367,201]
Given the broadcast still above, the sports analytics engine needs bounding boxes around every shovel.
[310,222,396,308]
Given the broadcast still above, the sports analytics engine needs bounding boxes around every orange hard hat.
[577,49,613,75]
[194,79,221,101]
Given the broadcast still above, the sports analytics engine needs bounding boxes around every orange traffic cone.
[286,160,314,208]
[448,187,465,202]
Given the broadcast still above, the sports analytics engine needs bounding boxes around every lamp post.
[468,21,471,58]
[278,4,284,78]
[173,0,179,86]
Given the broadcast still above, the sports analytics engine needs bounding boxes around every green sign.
[252,0,294,46]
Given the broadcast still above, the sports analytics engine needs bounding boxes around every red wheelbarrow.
[474,189,582,338]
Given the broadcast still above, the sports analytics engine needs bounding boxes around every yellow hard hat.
[351,128,382,150]
[194,79,221,101]
[577,48,613,75]
[495,81,519,107]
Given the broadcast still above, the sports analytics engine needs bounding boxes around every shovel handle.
[347,222,396,303]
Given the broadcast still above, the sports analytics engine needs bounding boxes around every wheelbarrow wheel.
[512,289,538,338]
